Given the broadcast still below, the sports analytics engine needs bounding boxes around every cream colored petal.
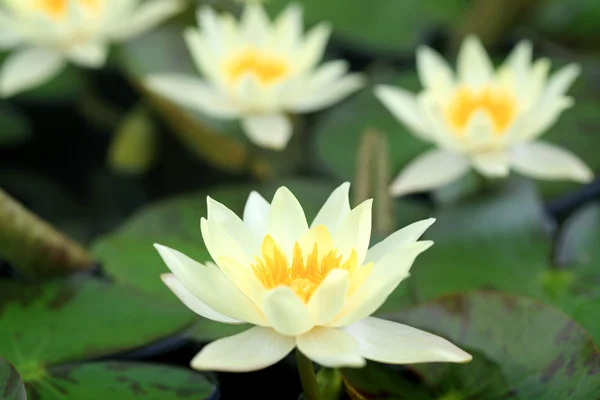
[145,74,240,118]
[345,317,472,364]
[191,326,295,372]
[310,182,351,233]
[518,97,573,141]
[463,110,496,150]
[390,149,470,196]
[365,218,435,264]
[375,85,431,140]
[241,3,270,46]
[67,42,108,68]
[330,241,433,328]
[207,196,260,255]
[201,218,251,268]
[416,45,455,94]
[267,186,309,255]
[263,287,314,336]
[332,199,373,265]
[296,22,332,72]
[184,28,221,81]
[154,244,265,325]
[161,273,243,324]
[471,150,510,178]
[243,191,271,238]
[273,3,302,52]
[502,40,532,91]
[511,141,593,183]
[197,6,222,49]
[457,35,493,89]
[296,327,365,368]
[241,113,293,150]
[0,48,65,98]
[287,73,365,113]
[545,63,581,98]
[108,0,184,40]
[308,270,349,326]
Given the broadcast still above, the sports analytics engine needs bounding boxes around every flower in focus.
[0,0,184,97]
[155,183,472,372]
[145,4,365,150]
[375,36,594,196]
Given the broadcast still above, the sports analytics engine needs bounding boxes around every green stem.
[296,350,321,400]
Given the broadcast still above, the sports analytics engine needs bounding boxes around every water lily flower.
[375,36,594,196]
[0,0,184,97]
[155,183,472,372]
[145,4,365,150]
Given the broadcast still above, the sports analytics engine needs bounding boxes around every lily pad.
[26,362,215,400]
[344,291,600,400]
[1,358,27,400]
[267,0,468,56]
[0,277,194,372]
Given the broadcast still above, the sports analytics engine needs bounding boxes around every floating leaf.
[344,291,600,400]
[26,362,215,400]
[0,277,194,371]
[267,0,468,56]
[0,358,27,400]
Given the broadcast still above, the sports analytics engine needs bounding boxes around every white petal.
[511,141,593,183]
[267,186,309,255]
[463,110,496,149]
[145,75,240,118]
[0,48,65,98]
[243,191,271,238]
[310,182,351,234]
[471,150,510,177]
[108,0,185,40]
[241,113,293,150]
[389,149,470,196]
[332,199,373,265]
[345,317,472,364]
[519,97,573,141]
[503,40,532,90]
[161,273,243,324]
[308,270,349,326]
[67,42,108,68]
[154,244,265,325]
[296,327,365,368]
[330,241,433,327]
[273,3,303,52]
[375,85,431,140]
[263,287,313,336]
[191,326,295,372]
[545,63,581,98]
[287,73,365,113]
[207,196,260,255]
[416,45,455,94]
[365,218,435,264]
[184,28,221,81]
[296,22,331,72]
[200,218,251,267]
[241,3,270,46]
[457,35,493,89]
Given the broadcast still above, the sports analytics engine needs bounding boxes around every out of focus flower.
[0,0,184,97]
[376,36,593,196]
[155,182,472,372]
[145,4,365,150]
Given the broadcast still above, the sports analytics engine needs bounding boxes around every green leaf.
[267,0,468,56]
[533,0,600,41]
[0,358,27,400]
[314,70,427,183]
[26,362,215,400]
[0,105,31,147]
[0,277,194,372]
[344,291,600,400]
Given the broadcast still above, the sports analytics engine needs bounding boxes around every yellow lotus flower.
[375,36,594,196]
[155,183,471,372]
[145,3,365,150]
[0,0,184,97]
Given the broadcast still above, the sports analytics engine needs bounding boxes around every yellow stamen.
[35,0,99,18]
[226,48,289,85]
[252,227,372,303]
[446,86,516,135]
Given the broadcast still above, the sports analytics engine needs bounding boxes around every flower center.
[226,48,290,85]
[252,226,372,303]
[446,86,517,135]
[34,0,99,18]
